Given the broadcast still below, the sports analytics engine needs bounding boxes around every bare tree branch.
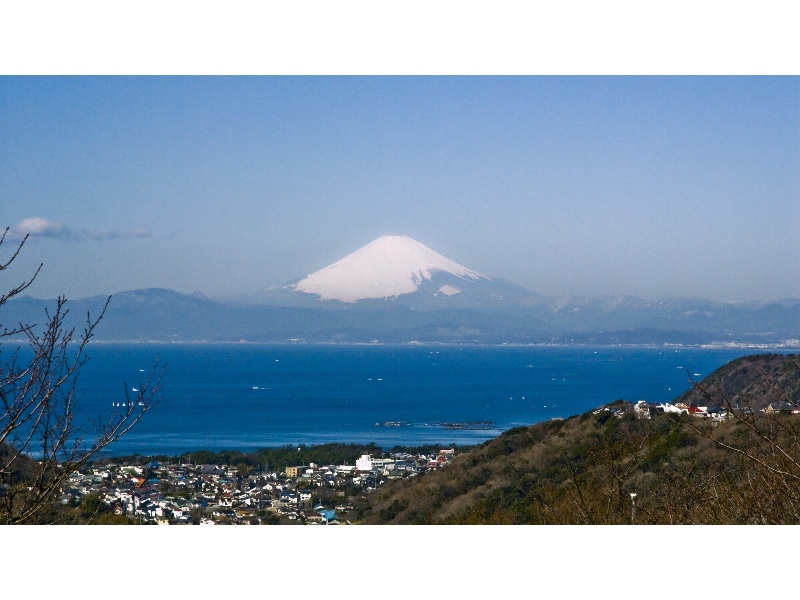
[1,227,164,524]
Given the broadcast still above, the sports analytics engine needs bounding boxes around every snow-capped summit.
[292,235,490,303]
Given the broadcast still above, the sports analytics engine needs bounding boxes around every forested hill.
[676,353,800,411]
[354,353,800,524]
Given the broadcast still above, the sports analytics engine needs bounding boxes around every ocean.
[48,343,778,457]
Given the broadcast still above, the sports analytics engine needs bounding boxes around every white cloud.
[13,216,67,239]
[6,217,151,242]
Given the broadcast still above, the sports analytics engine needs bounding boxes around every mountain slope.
[676,353,800,410]
[355,410,711,524]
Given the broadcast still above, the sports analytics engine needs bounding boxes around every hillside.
[355,354,800,524]
[676,353,800,411]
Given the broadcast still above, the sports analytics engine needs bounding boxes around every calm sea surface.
[62,344,777,456]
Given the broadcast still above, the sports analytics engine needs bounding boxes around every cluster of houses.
[59,449,457,525]
[593,399,800,422]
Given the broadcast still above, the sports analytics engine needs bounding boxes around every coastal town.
[59,449,457,525]
[57,395,800,525]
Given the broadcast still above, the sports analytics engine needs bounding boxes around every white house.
[356,454,373,472]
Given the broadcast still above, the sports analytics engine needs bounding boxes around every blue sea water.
[63,344,773,456]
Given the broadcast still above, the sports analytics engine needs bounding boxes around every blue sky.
[2,76,798,302]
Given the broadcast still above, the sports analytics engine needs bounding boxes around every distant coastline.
[7,338,798,349]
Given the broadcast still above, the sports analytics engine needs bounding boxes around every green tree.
[80,493,104,517]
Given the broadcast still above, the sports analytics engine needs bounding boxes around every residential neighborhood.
[59,449,458,525]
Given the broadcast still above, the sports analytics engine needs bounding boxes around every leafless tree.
[1,227,164,524]
[675,368,800,523]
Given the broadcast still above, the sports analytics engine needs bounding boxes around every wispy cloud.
[85,227,152,241]
[6,217,151,242]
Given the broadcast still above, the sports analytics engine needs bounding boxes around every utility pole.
[630,492,637,525]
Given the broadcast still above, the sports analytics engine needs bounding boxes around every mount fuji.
[293,235,487,302]
[231,235,535,309]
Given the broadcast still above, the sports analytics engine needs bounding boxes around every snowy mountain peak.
[292,235,489,302]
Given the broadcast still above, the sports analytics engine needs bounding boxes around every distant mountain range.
[3,236,800,345]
